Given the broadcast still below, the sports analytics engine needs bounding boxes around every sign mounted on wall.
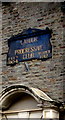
[7,27,52,65]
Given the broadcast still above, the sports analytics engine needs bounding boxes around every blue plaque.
[7,27,52,65]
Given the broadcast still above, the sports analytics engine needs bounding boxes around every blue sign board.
[7,27,52,65]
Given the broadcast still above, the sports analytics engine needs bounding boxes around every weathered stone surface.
[1,2,65,103]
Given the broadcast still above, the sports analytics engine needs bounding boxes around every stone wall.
[0,2,2,92]
[2,2,64,103]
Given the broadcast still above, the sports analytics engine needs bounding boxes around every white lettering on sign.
[20,37,38,45]
[15,45,43,55]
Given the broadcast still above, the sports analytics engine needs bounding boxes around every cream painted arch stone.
[0,84,60,119]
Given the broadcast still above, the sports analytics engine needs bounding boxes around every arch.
[0,84,54,110]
